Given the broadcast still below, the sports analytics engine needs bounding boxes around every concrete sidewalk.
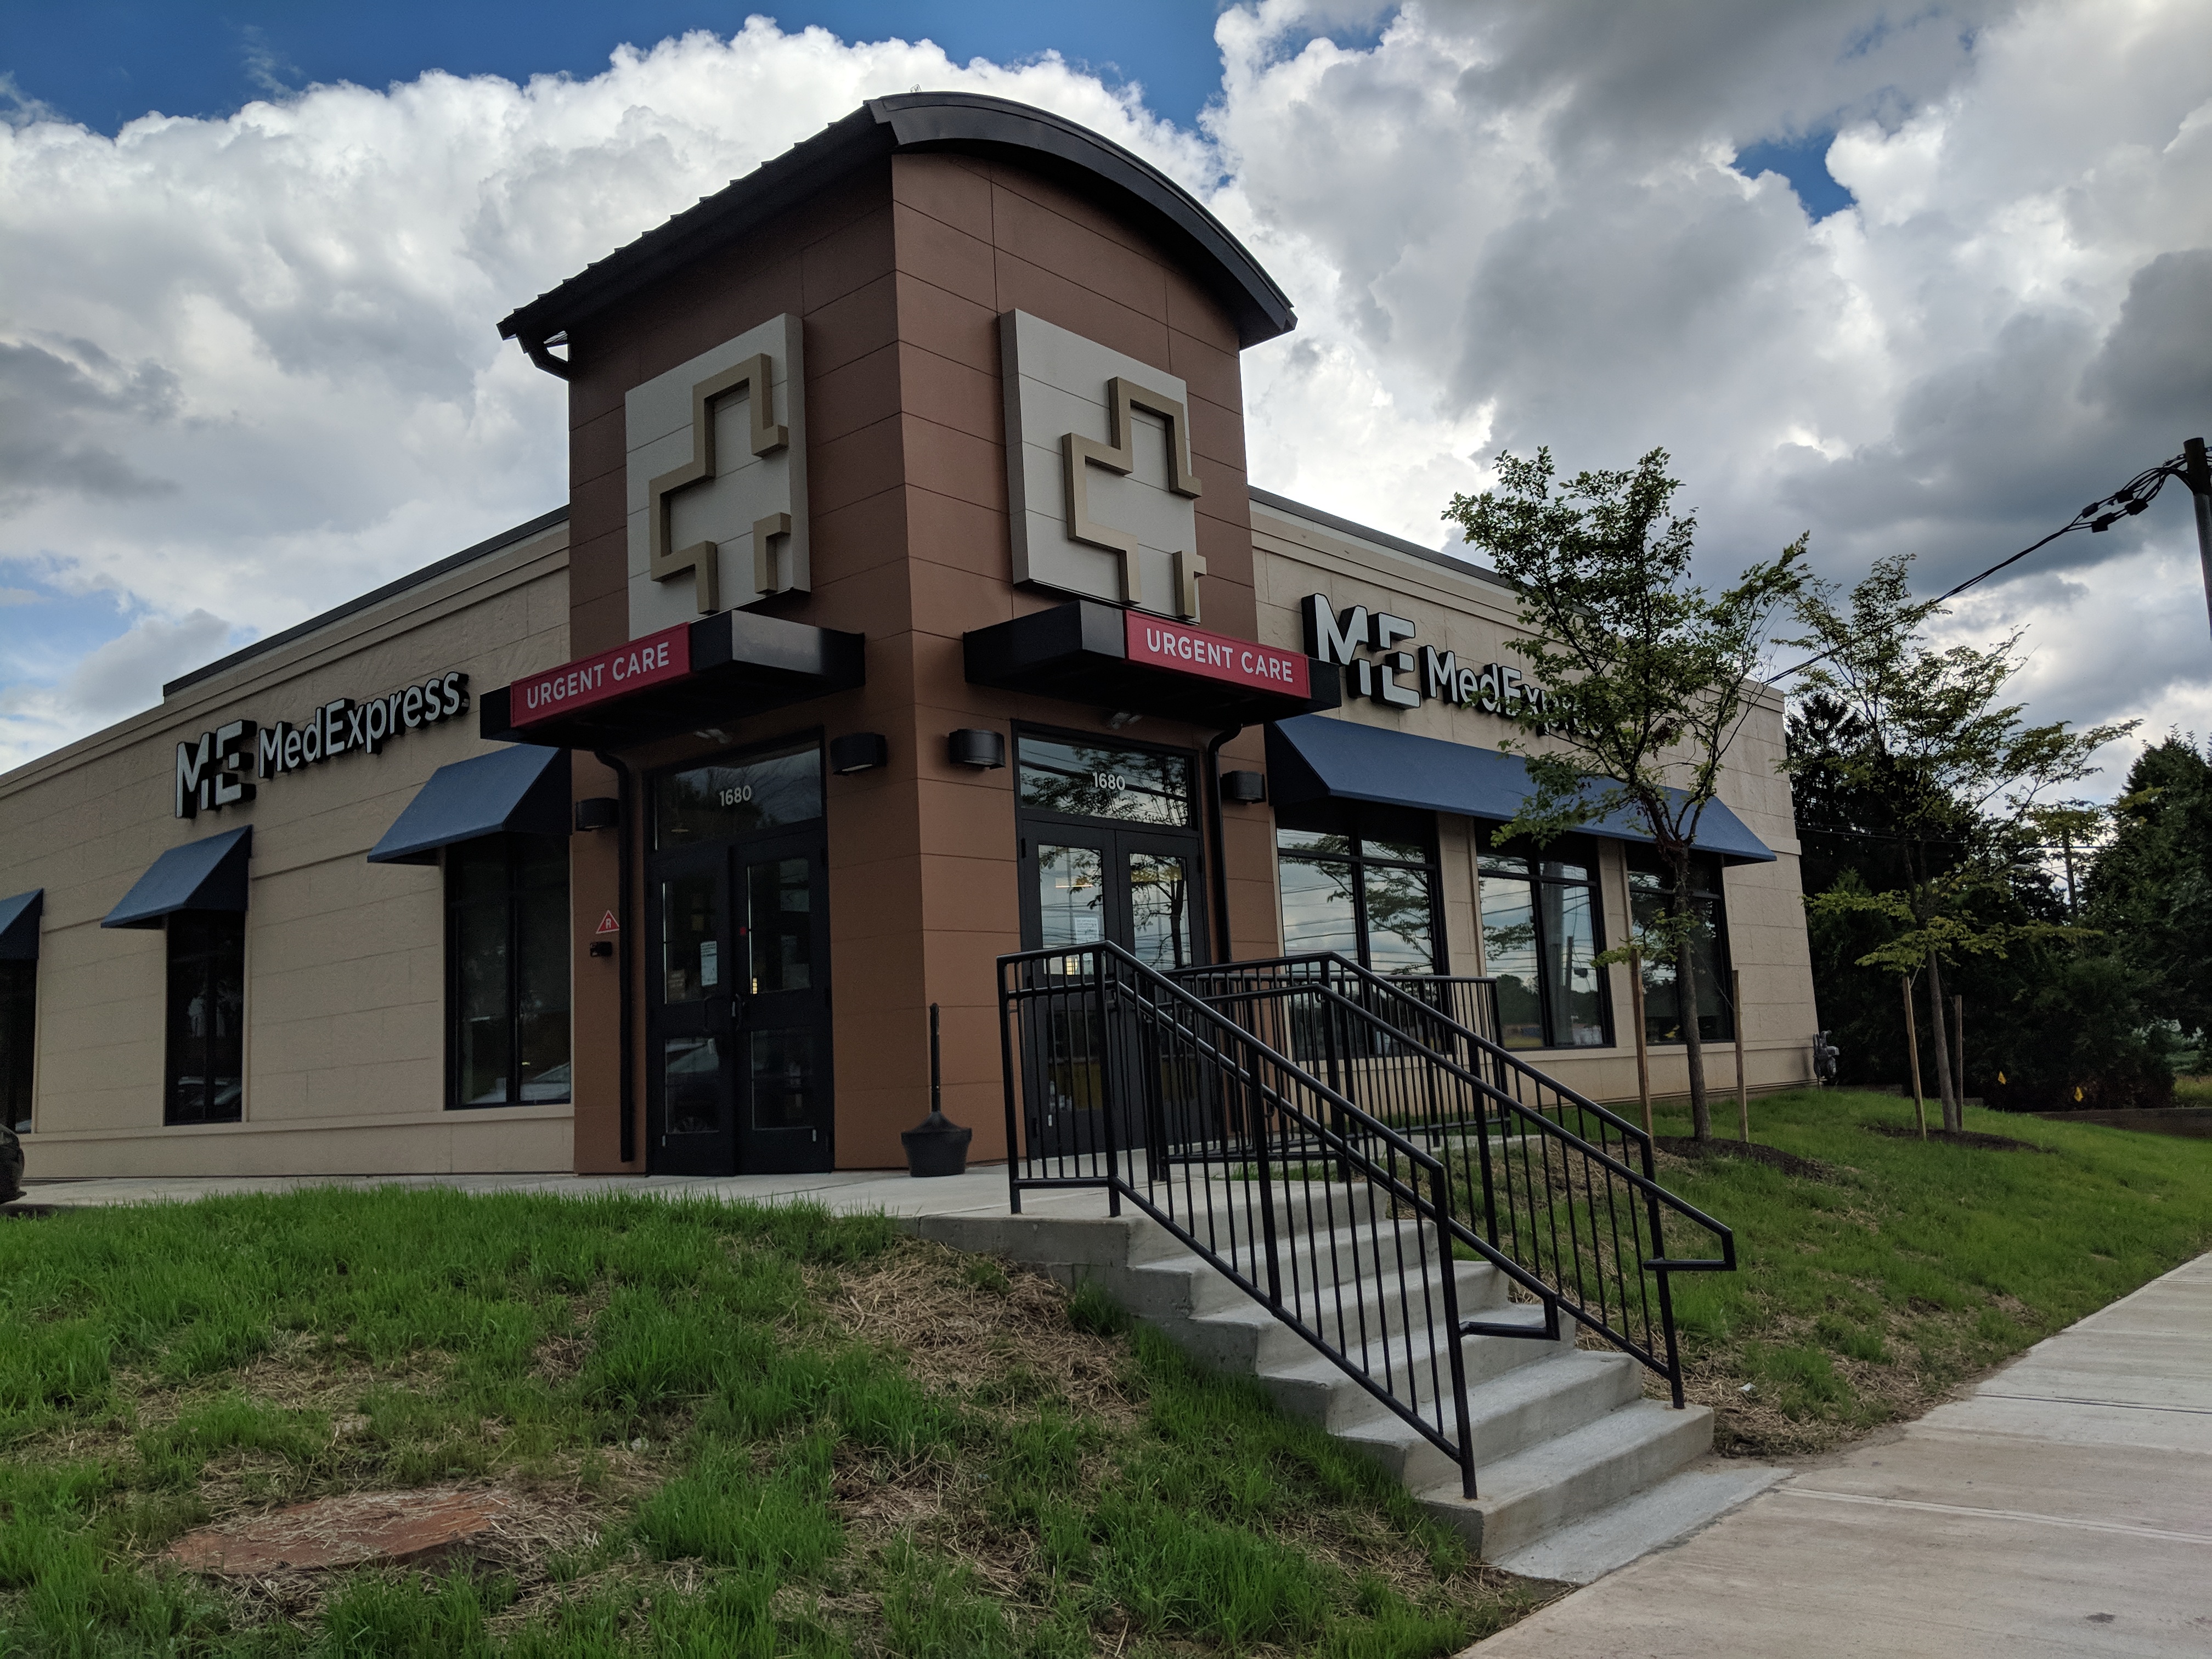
[1475,1250,2212,1657]
[6,1165,1046,1220]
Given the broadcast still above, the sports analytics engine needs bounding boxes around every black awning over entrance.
[963,601,1338,727]
[481,609,865,751]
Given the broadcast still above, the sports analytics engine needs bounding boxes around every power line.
[1765,451,2190,684]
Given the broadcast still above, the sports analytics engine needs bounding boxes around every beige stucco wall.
[0,521,578,1176]
[1251,503,1821,1105]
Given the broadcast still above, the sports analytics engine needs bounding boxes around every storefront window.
[1276,810,1441,975]
[1628,850,1733,1043]
[654,741,823,848]
[166,913,245,1124]
[1017,736,1192,827]
[447,834,571,1107]
[2,962,35,1133]
[1477,839,1609,1049]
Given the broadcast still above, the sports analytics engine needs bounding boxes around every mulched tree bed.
[1865,1124,2050,1152]
[1652,1136,1833,1179]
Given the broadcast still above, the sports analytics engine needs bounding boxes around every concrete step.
[1486,1456,1787,1584]
[1417,1396,1716,1558]
[1326,1349,1646,1489]
[907,1192,1718,1570]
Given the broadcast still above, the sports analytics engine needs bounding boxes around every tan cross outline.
[1061,376,1206,618]
[648,353,789,613]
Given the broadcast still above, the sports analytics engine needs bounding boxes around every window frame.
[1011,723,1200,832]
[2,959,36,1134]
[1273,802,1446,977]
[1475,833,1613,1051]
[1626,848,1734,1045]
[164,911,246,1126]
[444,832,573,1110]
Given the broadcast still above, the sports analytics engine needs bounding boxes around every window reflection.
[1036,845,1105,947]
[1275,819,1439,975]
[448,833,572,1107]
[165,912,245,1125]
[1017,737,1193,827]
[1126,852,1197,972]
[1477,839,1610,1049]
[655,742,822,849]
[1628,854,1733,1043]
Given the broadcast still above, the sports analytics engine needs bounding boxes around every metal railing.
[1170,954,1735,1406]
[1000,941,1488,1496]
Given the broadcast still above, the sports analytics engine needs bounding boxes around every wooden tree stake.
[1903,975,1927,1138]
[1630,948,1653,1138]
[1733,967,1750,1144]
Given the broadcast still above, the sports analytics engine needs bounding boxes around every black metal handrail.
[1001,941,1508,1497]
[1171,954,1735,1407]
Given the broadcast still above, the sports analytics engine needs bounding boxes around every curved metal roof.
[496,92,1296,366]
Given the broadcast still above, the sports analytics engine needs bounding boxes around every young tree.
[1444,448,1808,1139]
[1783,554,2134,1131]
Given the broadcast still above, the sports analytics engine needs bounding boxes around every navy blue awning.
[103,827,254,929]
[0,889,41,960]
[1266,715,1775,864]
[368,746,570,866]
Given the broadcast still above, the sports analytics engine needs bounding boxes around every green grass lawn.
[1646,1088,2212,1454]
[0,1190,1554,1657]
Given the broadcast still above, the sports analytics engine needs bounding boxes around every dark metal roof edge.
[496,93,1296,354]
[162,506,570,701]
[496,105,885,349]
[1249,488,1513,591]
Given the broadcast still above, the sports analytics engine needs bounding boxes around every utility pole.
[2185,437,2212,647]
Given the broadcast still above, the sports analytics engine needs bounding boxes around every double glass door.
[647,742,831,1175]
[1013,733,1207,1162]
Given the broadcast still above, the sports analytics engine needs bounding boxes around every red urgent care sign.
[1122,614,1310,698]
[511,623,691,726]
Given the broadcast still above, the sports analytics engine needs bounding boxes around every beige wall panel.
[0,524,579,1173]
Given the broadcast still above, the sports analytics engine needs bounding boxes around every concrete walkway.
[7,1165,1045,1220]
[1475,1250,2212,1657]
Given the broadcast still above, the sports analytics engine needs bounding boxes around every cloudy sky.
[2,0,2208,793]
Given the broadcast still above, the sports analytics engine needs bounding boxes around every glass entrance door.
[1013,732,1208,1163]
[646,741,832,1176]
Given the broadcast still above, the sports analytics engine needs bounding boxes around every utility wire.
[1764,452,2190,684]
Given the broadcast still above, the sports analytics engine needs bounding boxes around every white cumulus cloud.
[1,3,2207,794]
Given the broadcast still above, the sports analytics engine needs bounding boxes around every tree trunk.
[1673,887,1711,1139]
[1926,950,1960,1132]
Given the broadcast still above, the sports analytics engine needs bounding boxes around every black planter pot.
[902,1111,973,1177]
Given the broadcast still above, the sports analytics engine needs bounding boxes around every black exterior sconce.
[947,729,1006,769]
[1220,770,1267,804]
[573,797,619,831]
[830,732,890,775]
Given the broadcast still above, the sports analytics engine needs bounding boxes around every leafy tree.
[2085,733,2212,1045]
[1783,554,2135,1130]
[1444,448,1808,1138]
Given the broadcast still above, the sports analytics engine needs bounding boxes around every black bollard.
[902,1002,973,1177]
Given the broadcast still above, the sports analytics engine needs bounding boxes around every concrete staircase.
[913,1195,1733,1565]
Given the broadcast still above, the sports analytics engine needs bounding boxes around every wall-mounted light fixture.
[947,728,1006,769]
[588,940,615,958]
[1220,770,1267,805]
[829,732,889,775]
[573,797,620,831]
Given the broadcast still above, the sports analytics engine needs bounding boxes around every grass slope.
[0,1190,1553,1657]
[1649,1089,2212,1454]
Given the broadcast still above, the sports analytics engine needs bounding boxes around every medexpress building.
[0,94,1820,1180]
